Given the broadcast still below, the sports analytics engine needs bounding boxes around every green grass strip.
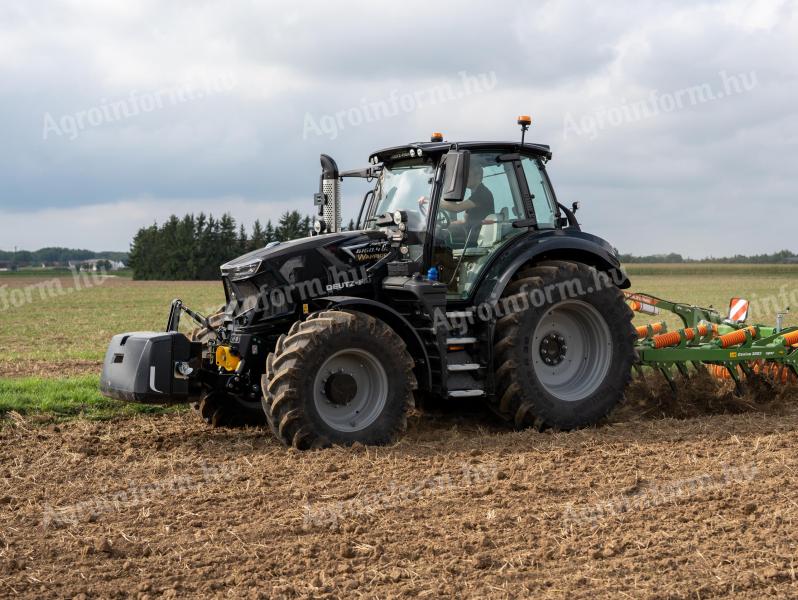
[0,375,184,421]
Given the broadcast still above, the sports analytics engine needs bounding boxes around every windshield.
[369,160,433,233]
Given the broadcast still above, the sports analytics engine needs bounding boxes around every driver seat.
[476,207,509,248]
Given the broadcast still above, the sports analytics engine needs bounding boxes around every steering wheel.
[418,195,451,228]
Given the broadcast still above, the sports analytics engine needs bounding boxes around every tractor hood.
[220,230,393,324]
[221,230,390,280]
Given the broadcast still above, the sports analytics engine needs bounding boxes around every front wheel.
[262,310,416,449]
[491,260,636,430]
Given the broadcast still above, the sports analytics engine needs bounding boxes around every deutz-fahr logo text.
[326,278,368,292]
[325,265,370,293]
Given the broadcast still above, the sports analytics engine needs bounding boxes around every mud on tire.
[491,260,636,430]
[261,310,416,449]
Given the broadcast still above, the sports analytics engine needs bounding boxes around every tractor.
[101,116,641,448]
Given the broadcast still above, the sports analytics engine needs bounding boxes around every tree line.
[0,247,127,268]
[619,250,798,264]
[129,211,312,280]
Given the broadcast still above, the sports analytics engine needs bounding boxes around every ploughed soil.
[2,380,798,599]
[0,359,102,379]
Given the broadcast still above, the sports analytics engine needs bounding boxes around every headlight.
[393,210,403,225]
[225,259,262,281]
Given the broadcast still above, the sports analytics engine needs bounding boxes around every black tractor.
[101,117,636,449]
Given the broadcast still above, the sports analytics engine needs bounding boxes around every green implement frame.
[627,292,798,393]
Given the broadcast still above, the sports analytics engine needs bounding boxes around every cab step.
[446,337,477,345]
[448,389,485,398]
[446,310,474,319]
[447,363,480,372]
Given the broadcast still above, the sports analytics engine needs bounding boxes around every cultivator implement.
[627,292,798,393]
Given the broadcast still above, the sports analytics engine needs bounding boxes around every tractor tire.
[261,352,282,440]
[190,309,266,428]
[491,260,636,430]
[261,310,416,449]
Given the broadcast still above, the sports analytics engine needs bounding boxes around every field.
[1,266,798,598]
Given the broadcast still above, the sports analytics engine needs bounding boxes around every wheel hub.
[313,348,389,433]
[539,332,568,366]
[531,300,613,402]
[323,371,358,406]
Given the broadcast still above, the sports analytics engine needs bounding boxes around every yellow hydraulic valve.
[215,346,241,372]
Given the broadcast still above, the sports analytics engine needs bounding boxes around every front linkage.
[100,299,264,412]
[628,292,798,393]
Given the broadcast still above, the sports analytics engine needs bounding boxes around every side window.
[479,162,525,222]
[521,157,557,228]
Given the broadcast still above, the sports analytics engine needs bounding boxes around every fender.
[472,229,630,307]
[310,295,432,391]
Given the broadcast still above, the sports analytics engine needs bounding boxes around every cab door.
[429,150,532,298]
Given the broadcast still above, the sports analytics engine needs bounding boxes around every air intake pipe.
[314,154,340,235]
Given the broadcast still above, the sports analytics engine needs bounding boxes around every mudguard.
[311,295,434,391]
[472,229,629,307]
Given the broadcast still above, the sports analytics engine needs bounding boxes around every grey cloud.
[0,0,796,257]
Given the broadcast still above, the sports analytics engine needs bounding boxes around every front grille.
[228,273,295,325]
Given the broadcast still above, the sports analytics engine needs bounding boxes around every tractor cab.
[318,124,575,299]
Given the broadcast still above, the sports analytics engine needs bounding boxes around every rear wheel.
[189,310,266,428]
[261,310,416,449]
[491,260,636,430]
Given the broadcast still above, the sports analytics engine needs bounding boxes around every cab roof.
[369,140,552,164]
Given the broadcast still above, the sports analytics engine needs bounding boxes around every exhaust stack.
[314,154,341,234]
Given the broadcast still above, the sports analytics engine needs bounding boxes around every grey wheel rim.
[532,300,613,402]
[313,349,389,432]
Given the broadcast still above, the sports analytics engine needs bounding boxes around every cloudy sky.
[0,0,795,257]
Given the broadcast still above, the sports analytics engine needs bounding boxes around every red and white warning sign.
[728,297,750,322]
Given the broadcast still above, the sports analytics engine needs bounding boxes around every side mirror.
[441,150,470,202]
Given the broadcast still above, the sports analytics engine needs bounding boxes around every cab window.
[521,157,557,228]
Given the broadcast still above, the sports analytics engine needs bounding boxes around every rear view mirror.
[441,150,470,202]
